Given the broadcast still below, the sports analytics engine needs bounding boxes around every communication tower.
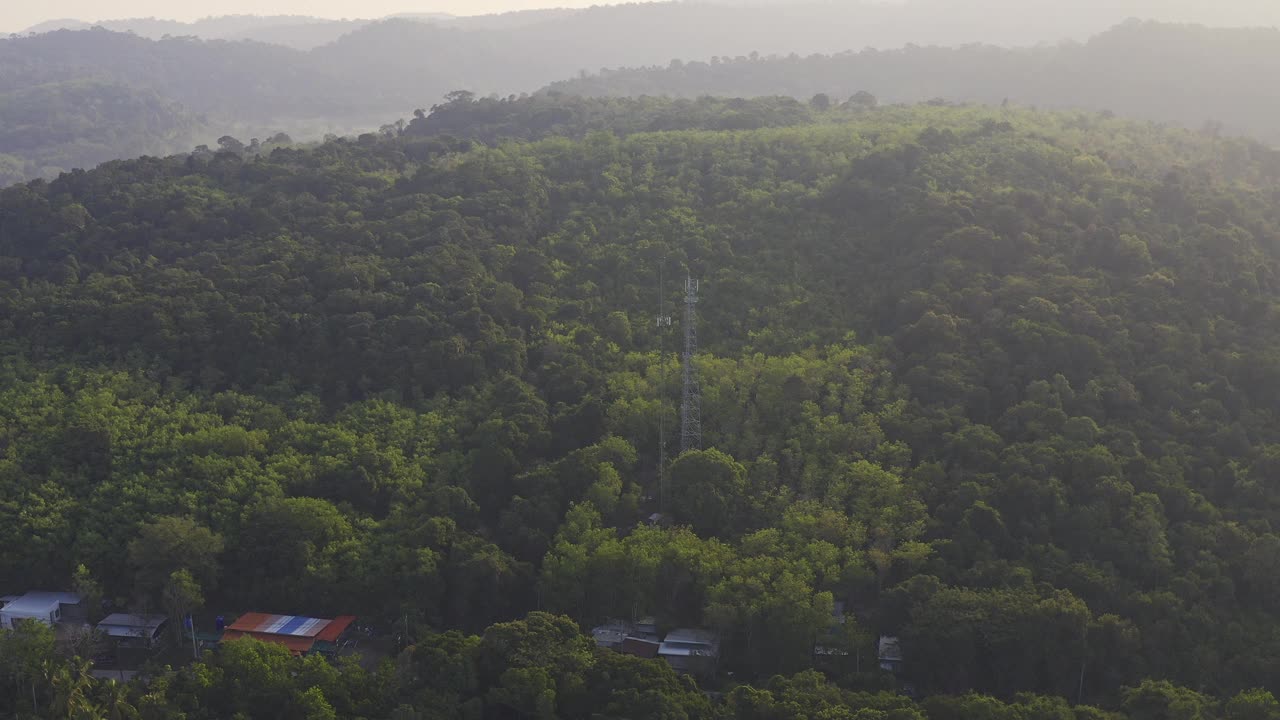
[680,276,702,453]
[656,260,673,513]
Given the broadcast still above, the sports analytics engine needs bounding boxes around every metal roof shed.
[220,613,357,656]
[659,628,721,676]
[98,614,169,646]
[0,592,82,629]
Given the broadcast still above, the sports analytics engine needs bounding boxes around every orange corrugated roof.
[315,615,356,642]
[226,613,273,633]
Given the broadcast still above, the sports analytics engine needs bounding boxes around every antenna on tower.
[680,275,702,453]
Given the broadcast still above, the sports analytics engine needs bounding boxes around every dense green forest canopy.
[4,13,1280,185]
[6,97,1280,716]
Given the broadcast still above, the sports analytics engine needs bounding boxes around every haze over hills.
[15,8,580,49]
[547,20,1280,145]
[17,0,1280,47]
[3,1,1280,186]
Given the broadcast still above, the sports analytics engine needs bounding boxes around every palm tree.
[48,657,101,719]
[98,679,138,720]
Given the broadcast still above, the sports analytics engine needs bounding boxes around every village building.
[0,592,84,629]
[97,614,169,649]
[878,635,904,673]
[658,628,720,676]
[219,613,356,656]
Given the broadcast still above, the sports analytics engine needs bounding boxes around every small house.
[591,620,633,651]
[97,614,169,648]
[633,617,659,640]
[658,628,720,676]
[621,636,661,659]
[592,616,663,657]
[0,592,83,629]
[878,635,903,673]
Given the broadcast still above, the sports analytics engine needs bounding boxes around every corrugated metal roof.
[98,614,167,638]
[314,615,355,642]
[0,592,82,615]
[99,613,167,629]
[622,637,661,659]
[226,613,331,638]
[663,628,719,646]
[660,628,720,658]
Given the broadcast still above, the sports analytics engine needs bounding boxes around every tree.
[162,569,203,648]
[97,680,138,720]
[669,449,748,538]
[849,91,879,109]
[48,657,99,719]
[0,620,55,715]
[1227,690,1280,720]
[127,516,224,599]
[72,564,104,623]
[1122,680,1216,720]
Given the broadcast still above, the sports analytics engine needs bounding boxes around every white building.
[0,592,83,629]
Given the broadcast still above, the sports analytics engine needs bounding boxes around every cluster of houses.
[812,600,904,673]
[1,590,357,667]
[591,618,722,676]
[591,604,904,679]
[4,589,903,684]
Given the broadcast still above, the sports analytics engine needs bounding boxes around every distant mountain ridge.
[545,20,1280,145]
[4,4,1280,186]
[15,9,581,50]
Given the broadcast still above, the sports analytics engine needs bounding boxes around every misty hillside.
[4,5,1280,185]
[19,15,370,49]
[546,20,1280,144]
[28,0,1280,53]
[16,8,583,50]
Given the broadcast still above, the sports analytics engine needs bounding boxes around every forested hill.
[546,20,1280,144]
[6,12,1280,186]
[7,98,1280,716]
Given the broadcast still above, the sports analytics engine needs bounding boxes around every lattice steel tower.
[680,276,702,453]
[656,260,673,513]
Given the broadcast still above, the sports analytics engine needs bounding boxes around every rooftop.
[221,613,356,654]
[98,614,168,638]
[878,635,903,662]
[659,628,720,657]
[622,636,661,659]
[226,613,333,638]
[592,621,632,646]
[663,628,719,646]
[0,592,81,615]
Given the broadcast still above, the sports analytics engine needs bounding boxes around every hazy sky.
[6,0,1280,36]
[1,0,624,33]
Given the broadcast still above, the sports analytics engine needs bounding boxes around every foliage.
[4,99,1280,716]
